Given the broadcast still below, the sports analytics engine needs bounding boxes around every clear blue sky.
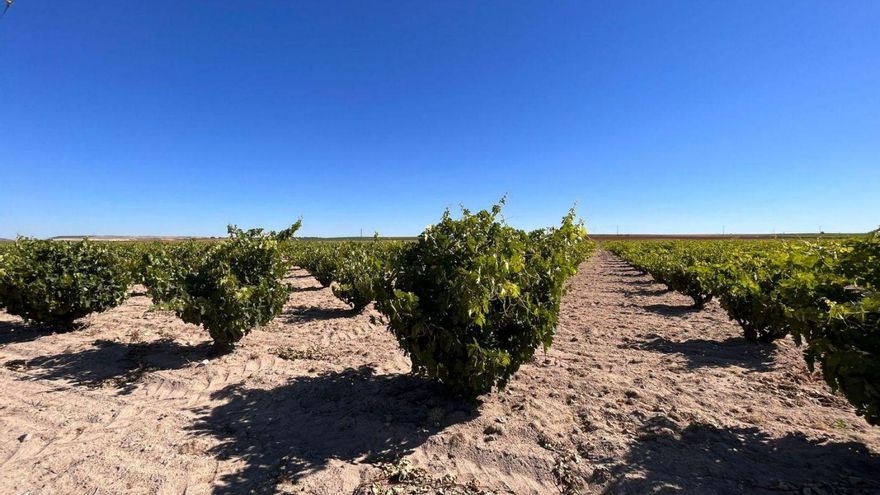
[2,2,878,238]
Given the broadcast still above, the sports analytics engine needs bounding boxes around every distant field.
[591,233,867,241]
[15,232,869,243]
[42,236,420,242]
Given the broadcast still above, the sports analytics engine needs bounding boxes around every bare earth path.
[0,251,878,494]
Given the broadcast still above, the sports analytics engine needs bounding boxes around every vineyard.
[1,204,591,399]
[0,209,878,493]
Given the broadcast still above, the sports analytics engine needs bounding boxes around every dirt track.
[1,251,878,494]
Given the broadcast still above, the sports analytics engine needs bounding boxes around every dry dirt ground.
[1,251,879,495]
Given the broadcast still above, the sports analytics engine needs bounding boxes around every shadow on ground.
[281,305,354,323]
[626,287,670,297]
[642,303,703,316]
[616,279,658,288]
[0,320,73,345]
[289,285,324,293]
[624,280,656,288]
[604,416,880,494]
[619,336,777,372]
[11,338,212,392]
[190,366,476,495]
[609,271,647,278]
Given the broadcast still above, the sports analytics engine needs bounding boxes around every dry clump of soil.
[0,251,878,494]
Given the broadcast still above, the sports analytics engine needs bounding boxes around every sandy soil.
[1,251,878,495]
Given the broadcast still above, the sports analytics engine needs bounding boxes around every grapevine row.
[606,236,880,425]
[0,203,593,398]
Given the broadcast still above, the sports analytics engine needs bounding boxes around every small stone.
[447,432,467,447]
[484,424,505,436]
[18,433,31,442]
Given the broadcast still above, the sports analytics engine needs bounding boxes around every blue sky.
[1,2,878,238]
